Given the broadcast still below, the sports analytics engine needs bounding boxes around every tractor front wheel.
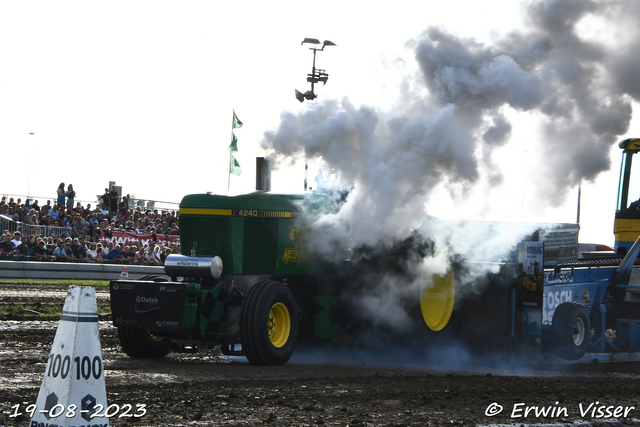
[117,327,172,358]
[241,280,299,366]
[116,274,172,358]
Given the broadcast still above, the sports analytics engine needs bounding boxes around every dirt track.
[2,283,640,426]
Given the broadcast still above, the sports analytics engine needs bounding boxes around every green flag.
[228,110,242,183]
[233,111,243,129]
[230,155,242,176]
[228,133,238,152]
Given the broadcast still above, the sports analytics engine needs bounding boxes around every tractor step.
[172,343,199,353]
[220,343,245,356]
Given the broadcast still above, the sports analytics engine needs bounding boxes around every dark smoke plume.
[259,0,640,340]
[262,0,639,249]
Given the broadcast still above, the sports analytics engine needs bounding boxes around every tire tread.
[240,280,298,366]
[551,301,589,360]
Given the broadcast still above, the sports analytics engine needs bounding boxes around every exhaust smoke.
[259,0,640,366]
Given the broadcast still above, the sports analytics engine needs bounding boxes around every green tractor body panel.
[178,192,329,275]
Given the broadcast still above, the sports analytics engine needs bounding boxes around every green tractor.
[109,192,455,365]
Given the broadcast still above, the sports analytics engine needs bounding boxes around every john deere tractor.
[109,191,455,365]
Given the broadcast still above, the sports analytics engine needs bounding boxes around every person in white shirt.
[86,243,99,262]
[11,231,22,247]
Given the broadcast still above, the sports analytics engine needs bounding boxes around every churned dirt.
[2,282,640,427]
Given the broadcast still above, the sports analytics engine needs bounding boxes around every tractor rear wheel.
[420,269,455,331]
[551,302,590,360]
[241,280,299,366]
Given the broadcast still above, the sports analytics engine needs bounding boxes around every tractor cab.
[615,138,640,254]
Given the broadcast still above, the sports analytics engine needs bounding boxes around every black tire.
[117,326,172,358]
[551,302,590,360]
[241,280,298,366]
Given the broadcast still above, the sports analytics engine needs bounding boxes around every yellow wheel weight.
[420,269,455,331]
[268,302,291,348]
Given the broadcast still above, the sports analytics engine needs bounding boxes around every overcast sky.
[1,0,639,246]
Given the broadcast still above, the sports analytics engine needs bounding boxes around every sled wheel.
[551,302,589,360]
[117,327,171,358]
[420,269,455,331]
[241,280,298,366]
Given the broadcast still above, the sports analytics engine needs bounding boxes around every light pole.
[27,132,35,203]
[295,38,336,102]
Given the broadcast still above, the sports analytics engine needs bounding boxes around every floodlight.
[295,89,318,103]
[322,40,336,49]
[302,38,321,45]
[295,37,336,102]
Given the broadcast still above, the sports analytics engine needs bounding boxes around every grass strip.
[0,279,109,287]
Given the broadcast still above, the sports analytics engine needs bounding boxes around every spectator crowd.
[0,183,180,265]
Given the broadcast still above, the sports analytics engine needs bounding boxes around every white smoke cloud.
[262,0,639,247]
[260,0,640,337]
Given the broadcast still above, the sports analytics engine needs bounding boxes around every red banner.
[100,231,180,246]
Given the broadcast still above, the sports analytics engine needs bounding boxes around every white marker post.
[29,286,109,427]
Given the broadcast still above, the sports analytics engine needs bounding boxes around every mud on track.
[2,282,640,426]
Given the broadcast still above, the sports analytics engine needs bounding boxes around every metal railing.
[0,259,168,281]
[1,193,179,213]
[0,254,132,264]
[0,215,74,239]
